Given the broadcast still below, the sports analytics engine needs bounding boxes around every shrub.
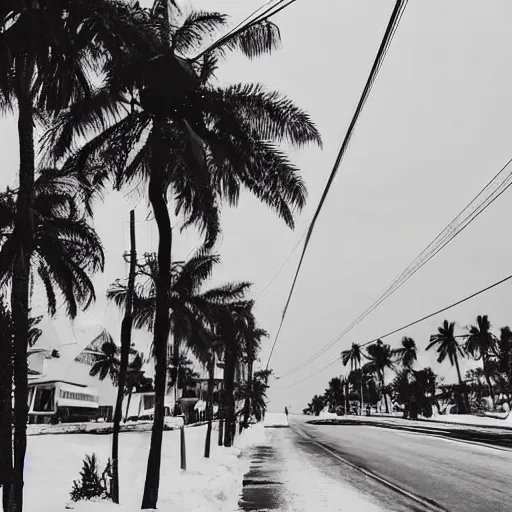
[70,453,112,502]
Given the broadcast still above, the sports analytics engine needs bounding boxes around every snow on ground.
[23,423,262,512]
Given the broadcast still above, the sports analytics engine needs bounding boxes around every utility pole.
[111,210,137,504]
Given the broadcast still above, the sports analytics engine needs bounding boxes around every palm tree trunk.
[111,210,136,504]
[204,355,215,458]
[360,375,364,416]
[0,313,13,512]
[217,381,224,447]
[382,373,389,414]
[453,353,469,413]
[243,355,254,428]
[141,122,172,510]
[223,349,236,448]
[11,69,36,512]
[483,355,495,407]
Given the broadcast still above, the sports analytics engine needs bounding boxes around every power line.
[265,0,409,371]
[278,156,512,379]
[275,271,512,389]
[255,230,307,302]
[193,0,297,61]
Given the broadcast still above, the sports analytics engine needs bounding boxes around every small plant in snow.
[70,453,113,502]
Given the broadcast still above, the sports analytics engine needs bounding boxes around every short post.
[180,417,187,470]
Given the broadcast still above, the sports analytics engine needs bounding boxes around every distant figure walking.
[284,406,289,417]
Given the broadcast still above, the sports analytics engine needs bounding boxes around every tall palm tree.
[0,4,150,506]
[465,315,498,406]
[393,337,417,370]
[341,343,363,415]
[366,340,395,413]
[426,320,469,413]
[49,6,320,505]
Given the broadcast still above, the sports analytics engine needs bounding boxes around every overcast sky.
[3,0,512,412]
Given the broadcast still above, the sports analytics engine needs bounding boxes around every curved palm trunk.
[0,317,13,512]
[11,71,36,512]
[111,210,136,504]
[453,353,470,413]
[141,122,172,510]
[204,355,215,458]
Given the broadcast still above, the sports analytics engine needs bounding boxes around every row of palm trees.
[306,315,510,416]
[0,1,321,511]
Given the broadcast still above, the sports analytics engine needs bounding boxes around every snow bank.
[27,417,185,436]
[22,423,263,512]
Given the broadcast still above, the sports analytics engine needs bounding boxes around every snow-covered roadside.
[21,423,264,512]
[27,417,186,436]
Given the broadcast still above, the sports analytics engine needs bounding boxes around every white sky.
[3,0,512,412]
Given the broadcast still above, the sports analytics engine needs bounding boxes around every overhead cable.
[265,0,409,370]
[275,271,512,389]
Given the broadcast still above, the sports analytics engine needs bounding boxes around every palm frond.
[172,11,228,56]
[205,83,322,148]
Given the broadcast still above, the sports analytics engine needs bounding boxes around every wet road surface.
[239,415,512,511]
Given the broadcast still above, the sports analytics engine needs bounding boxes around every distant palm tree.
[426,320,469,413]
[89,335,120,386]
[393,337,418,370]
[250,370,270,422]
[366,340,395,413]
[241,316,268,428]
[341,343,363,414]
[465,315,498,406]
[495,327,512,394]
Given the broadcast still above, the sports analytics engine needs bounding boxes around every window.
[59,389,97,402]
[143,394,155,410]
[33,387,55,412]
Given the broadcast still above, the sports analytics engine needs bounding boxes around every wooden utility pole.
[111,210,137,504]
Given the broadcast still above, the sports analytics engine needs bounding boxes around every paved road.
[292,415,512,512]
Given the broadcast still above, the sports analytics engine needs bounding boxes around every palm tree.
[250,370,271,422]
[88,335,120,385]
[495,327,512,395]
[465,315,498,406]
[393,337,417,370]
[215,302,254,447]
[241,317,268,428]
[426,320,469,413]
[108,250,251,449]
[341,343,363,415]
[0,4,151,505]
[48,6,320,503]
[0,172,104,509]
[366,340,395,413]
